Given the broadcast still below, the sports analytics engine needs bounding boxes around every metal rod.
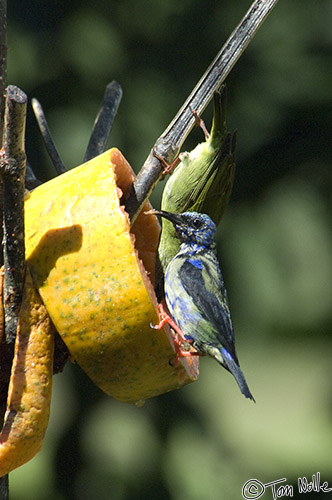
[84,80,123,162]
[31,97,67,175]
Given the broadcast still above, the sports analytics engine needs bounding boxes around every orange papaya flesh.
[24,148,198,403]
[0,267,54,476]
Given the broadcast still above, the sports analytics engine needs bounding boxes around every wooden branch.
[0,4,9,494]
[0,475,8,500]
[0,85,27,344]
[31,97,67,175]
[0,0,7,274]
[125,0,280,224]
[84,80,123,162]
[0,0,7,145]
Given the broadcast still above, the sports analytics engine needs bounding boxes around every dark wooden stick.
[125,0,279,224]
[0,475,8,500]
[31,97,67,175]
[84,80,123,162]
[0,0,6,145]
[0,3,9,494]
[0,85,27,344]
[0,0,7,274]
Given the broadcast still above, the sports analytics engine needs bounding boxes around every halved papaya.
[24,148,198,403]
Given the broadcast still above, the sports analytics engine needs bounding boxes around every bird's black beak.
[145,209,183,226]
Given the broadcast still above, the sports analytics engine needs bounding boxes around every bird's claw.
[170,344,200,367]
[153,152,180,177]
[154,303,191,344]
[151,304,198,365]
[189,106,210,140]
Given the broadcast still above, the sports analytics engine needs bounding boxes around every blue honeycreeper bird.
[151,209,254,401]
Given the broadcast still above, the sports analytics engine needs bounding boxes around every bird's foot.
[151,304,198,366]
[190,107,210,140]
[170,337,200,367]
[153,152,180,177]
[152,304,190,344]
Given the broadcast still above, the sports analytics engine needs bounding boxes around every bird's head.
[147,210,217,249]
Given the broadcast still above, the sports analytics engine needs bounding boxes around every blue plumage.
[155,209,254,401]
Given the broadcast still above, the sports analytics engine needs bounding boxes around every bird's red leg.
[190,107,210,140]
[151,304,200,365]
[153,152,180,177]
[171,341,200,367]
[171,340,202,366]
[152,304,191,343]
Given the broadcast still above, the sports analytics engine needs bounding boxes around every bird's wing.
[179,257,237,360]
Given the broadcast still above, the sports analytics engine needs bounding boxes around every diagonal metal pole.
[125,0,280,224]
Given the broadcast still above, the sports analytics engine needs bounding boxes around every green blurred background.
[6,0,332,498]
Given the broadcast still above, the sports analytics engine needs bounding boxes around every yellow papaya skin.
[25,148,198,403]
[0,268,54,476]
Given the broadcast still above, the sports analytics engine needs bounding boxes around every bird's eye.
[192,218,202,228]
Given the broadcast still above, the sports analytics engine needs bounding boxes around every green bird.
[153,209,254,401]
[156,85,236,298]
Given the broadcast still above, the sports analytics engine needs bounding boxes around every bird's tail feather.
[221,352,255,402]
